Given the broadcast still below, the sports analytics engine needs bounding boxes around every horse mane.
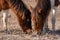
[7,0,29,13]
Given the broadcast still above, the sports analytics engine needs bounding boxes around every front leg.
[31,11,37,34]
[31,11,44,35]
[2,10,8,32]
[42,18,49,34]
[52,7,57,33]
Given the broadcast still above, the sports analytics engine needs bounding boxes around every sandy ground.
[0,1,60,40]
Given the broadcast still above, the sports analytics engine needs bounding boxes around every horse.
[43,0,60,34]
[51,0,60,33]
[22,0,60,34]
[29,0,51,34]
[0,0,32,33]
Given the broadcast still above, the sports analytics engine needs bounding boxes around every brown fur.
[29,0,51,34]
[0,0,10,10]
[0,0,60,34]
[0,0,32,33]
[7,0,32,33]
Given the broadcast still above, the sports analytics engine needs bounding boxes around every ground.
[0,1,60,40]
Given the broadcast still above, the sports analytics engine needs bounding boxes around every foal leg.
[52,7,57,33]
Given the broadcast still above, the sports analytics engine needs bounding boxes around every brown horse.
[0,0,32,33]
[29,0,51,34]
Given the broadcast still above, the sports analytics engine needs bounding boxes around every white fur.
[3,12,6,27]
[52,8,56,15]
[2,10,8,28]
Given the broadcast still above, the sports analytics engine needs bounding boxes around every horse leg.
[31,11,37,35]
[42,17,49,34]
[52,7,57,33]
[31,11,45,35]
[2,10,8,32]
